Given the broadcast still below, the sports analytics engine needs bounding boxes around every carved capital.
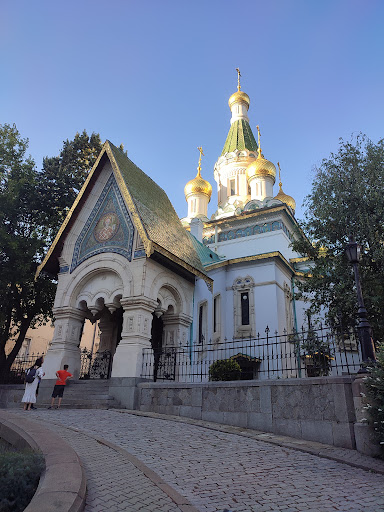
[120,296,158,314]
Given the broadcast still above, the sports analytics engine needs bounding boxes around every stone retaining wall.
[136,376,357,449]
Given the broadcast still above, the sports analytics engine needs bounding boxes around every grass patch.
[0,441,44,512]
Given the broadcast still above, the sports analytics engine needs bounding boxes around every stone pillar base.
[108,377,150,409]
[354,423,382,457]
[43,347,81,379]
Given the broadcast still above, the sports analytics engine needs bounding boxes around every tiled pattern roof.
[187,232,221,268]
[109,143,207,276]
[221,119,258,155]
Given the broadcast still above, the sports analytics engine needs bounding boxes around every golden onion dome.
[184,170,212,200]
[274,184,296,212]
[246,152,276,183]
[228,90,250,109]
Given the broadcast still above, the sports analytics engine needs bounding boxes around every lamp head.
[345,235,361,264]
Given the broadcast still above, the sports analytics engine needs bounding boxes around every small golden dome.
[246,152,276,183]
[184,170,212,200]
[274,184,296,212]
[228,90,250,109]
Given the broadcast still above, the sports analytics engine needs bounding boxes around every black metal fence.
[0,353,45,384]
[79,349,112,380]
[141,325,363,382]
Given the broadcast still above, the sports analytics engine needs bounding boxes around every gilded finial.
[197,146,204,176]
[277,162,283,189]
[236,67,241,91]
[256,125,262,156]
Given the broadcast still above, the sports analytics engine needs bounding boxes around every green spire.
[221,119,258,156]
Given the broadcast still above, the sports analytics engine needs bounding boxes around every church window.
[229,179,236,196]
[213,294,221,334]
[198,301,207,344]
[233,276,255,337]
[241,292,250,325]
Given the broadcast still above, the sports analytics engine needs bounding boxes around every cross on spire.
[257,125,262,156]
[197,146,204,175]
[236,67,241,91]
[277,162,283,189]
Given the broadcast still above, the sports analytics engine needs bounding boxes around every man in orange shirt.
[48,364,73,409]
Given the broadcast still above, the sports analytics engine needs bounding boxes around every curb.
[0,410,86,512]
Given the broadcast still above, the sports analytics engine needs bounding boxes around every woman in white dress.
[21,360,45,411]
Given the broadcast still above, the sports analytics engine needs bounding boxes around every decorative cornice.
[205,251,298,276]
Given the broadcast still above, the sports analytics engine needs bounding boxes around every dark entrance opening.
[150,313,163,382]
[79,305,123,380]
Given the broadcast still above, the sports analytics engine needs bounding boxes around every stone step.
[37,379,120,409]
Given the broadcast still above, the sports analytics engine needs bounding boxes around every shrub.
[209,359,241,381]
[363,343,384,458]
[0,449,45,512]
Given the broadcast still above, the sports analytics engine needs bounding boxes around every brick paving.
[15,409,384,512]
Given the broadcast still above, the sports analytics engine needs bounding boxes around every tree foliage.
[38,130,102,246]
[209,359,242,381]
[364,343,384,457]
[292,134,384,342]
[0,125,102,380]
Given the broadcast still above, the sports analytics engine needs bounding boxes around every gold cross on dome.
[236,67,241,91]
[277,162,283,188]
[197,146,204,174]
[257,125,262,155]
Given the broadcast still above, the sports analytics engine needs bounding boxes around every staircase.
[39,380,120,409]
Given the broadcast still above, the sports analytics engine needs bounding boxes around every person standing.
[21,360,45,411]
[31,356,44,410]
[48,364,73,409]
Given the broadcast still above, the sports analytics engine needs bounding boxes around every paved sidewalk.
[13,409,384,512]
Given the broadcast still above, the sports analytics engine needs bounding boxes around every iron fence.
[142,325,363,382]
[79,349,112,379]
[0,353,45,384]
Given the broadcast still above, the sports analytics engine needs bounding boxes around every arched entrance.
[78,299,124,379]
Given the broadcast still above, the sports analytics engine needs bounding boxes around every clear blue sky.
[2,0,384,220]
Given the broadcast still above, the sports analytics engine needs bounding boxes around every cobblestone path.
[18,409,384,512]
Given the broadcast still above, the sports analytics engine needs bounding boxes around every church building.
[37,72,311,389]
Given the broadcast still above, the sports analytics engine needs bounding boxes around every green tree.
[364,343,384,457]
[292,134,384,342]
[0,125,102,380]
[37,130,102,246]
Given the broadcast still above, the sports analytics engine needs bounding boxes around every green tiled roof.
[221,119,258,156]
[187,232,221,268]
[37,141,211,285]
[108,142,207,277]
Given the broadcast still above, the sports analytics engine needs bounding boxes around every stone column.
[352,375,382,457]
[162,313,192,381]
[163,313,192,348]
[98,312,115,353]
[111,296,157,378]
[43,307,86,379]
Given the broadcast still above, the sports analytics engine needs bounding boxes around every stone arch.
[58,254,133,310]
[149,272,187,316]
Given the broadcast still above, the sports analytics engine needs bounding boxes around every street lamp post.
[345,236,376,368]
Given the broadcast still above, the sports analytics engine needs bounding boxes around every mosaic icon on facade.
[71,174,134,272]
[94,212,120,242]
